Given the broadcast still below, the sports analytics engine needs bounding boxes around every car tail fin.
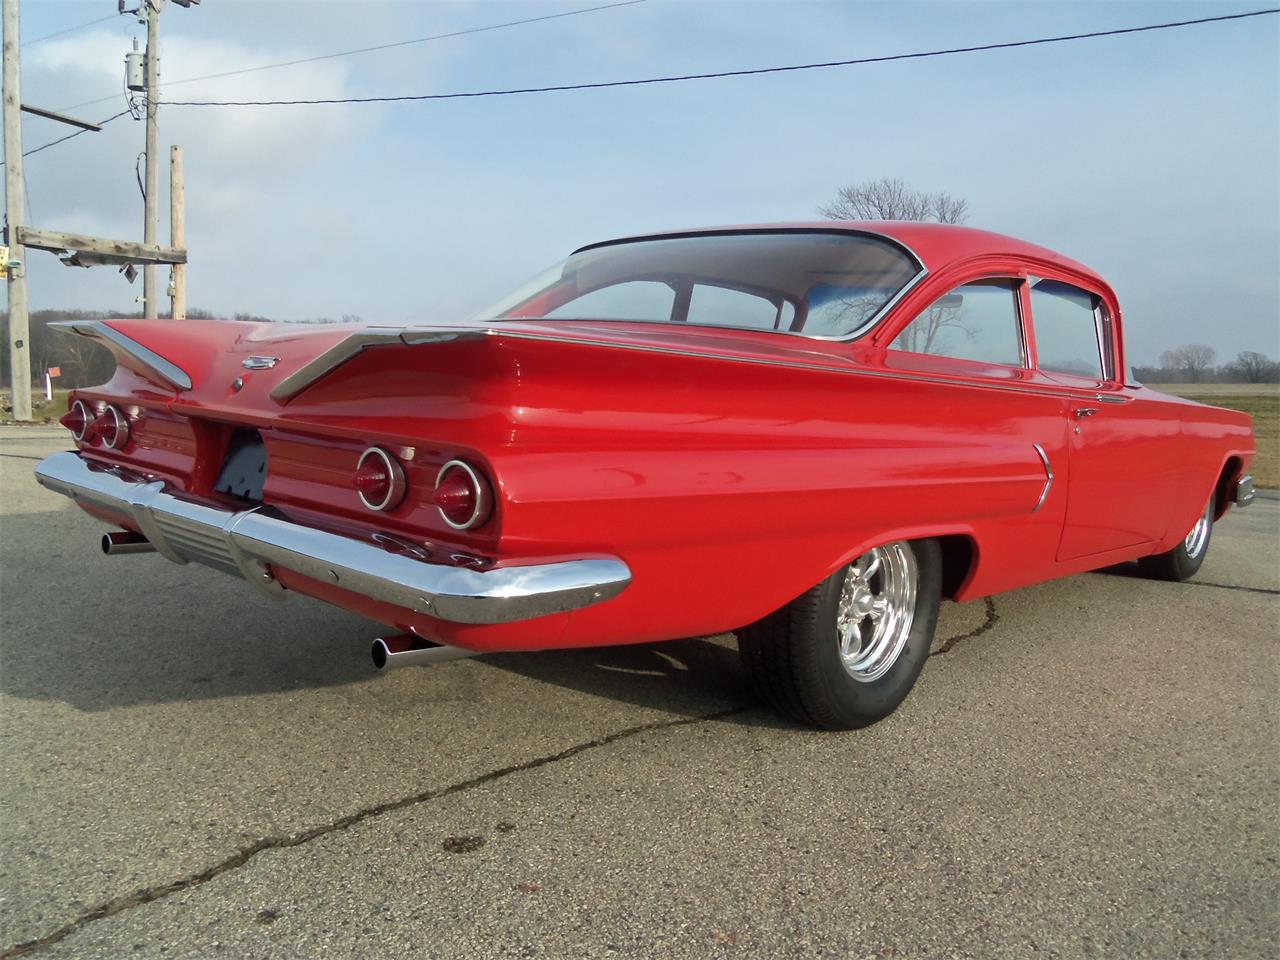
[269,327,490,401]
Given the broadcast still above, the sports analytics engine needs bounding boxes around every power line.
[59,0,647,113]
[159,7,1279,108]
[21,13,116,47]
[0,109,132,167]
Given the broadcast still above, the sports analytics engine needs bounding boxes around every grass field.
[1152,383,1279,489]
[0,389,69,425]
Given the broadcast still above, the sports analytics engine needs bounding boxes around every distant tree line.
[0,309,361,390]
[1132,345,1280,384]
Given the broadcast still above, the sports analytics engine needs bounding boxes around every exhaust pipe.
[101,531,156,555]
[372,634,478,670]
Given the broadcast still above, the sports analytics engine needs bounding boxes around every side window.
[545,281,674,323]
[687,284,782,330]
[890,279,1024,367]
[1030,279,1109,379]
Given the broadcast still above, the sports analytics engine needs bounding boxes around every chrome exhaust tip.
[101,531,156,555]
[371,634,478,670]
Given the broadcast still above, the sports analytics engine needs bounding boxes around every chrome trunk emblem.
[242,356,279,370]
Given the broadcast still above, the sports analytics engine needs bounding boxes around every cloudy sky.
[12,0,1279,363]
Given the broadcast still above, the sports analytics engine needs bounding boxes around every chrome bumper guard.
[34,451,631,625]
[1235,474,1255,507]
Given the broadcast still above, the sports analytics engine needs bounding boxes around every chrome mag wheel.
[1184,500,1212,559]
[836,541,918,683]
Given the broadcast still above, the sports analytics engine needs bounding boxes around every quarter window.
[890,279,1024,367]
[1030,279,1108,379]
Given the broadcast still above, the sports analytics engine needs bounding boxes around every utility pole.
[169,144,185,319]
[142,0,161,319]
[2,0,31,421]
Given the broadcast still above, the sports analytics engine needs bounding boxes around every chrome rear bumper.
[1235,474,1255,507]
[34,451,631,625]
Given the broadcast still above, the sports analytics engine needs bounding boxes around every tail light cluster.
[353,446,492,531]
[61,400,130,450]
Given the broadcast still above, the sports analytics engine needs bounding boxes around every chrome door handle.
[1074,407,1100,419]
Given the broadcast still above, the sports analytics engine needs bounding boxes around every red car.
[36,222,1257,729]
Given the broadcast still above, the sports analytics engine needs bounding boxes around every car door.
[1026,277,1180,561]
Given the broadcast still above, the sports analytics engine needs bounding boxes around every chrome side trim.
[1235,474,1255,507]
[273,322,1141,410]
[50,320,193,391]
[34,451,631,625]
[1031,443,1054,513]
[485,330,1137,406]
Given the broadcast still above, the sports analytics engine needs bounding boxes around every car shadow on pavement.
[482,634,757,719]
[1089,562,1146,579]
[2,505,764,719]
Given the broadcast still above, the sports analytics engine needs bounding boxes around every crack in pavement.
[0,453,43,462]
[2,604,1001,956]
[930,597,999,656]
[1187,580,1279,596]
[0,706,749,958]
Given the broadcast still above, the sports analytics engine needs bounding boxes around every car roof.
[578,221,1107,291]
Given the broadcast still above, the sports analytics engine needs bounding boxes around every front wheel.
[1137,496,1214,582]
[738,539,942,730]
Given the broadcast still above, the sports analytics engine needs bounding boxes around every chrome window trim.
[50,320,193,391]
[1093,301,1114,382]
[356,446,407,513]
[436,459,491,531]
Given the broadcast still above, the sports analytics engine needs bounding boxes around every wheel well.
[1213,456,1243,520]
[935,534,976,600]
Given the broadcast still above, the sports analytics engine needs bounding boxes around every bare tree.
[819,177,969,224]
[1159,344,1217,383]
[1226,350,1280,383]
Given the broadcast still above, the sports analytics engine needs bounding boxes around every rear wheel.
[1137,496,1214,582]
[738,539,942,730]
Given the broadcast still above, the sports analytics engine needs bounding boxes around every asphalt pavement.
[1,427,1276,959]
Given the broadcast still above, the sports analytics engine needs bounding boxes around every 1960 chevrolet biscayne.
[35,222,1257,729]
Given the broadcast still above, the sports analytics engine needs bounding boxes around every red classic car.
[35,222,1256,729]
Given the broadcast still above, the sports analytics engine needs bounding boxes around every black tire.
[738,538,942,730]
[1137,497,1214,582]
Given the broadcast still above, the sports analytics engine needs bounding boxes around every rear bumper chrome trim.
[34,451,632,625]
[1235,474,1255,507]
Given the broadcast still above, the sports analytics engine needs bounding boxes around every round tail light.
[99,405,130,449]
[435,460,492,530]
[354,447,407,511]
[60,399,92,441]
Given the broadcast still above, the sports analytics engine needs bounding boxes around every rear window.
[473,231,922,339]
